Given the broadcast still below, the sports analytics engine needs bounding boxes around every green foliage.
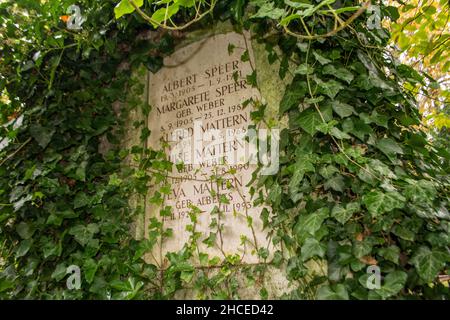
[114,0,213,29]
[389,0,450,130]
[0,0,449,300]
[0,0,174,299]
[249,0,450,300]
[114,0,144,19]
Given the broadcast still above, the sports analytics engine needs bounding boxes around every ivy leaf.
[315,78,344,99]
[74,160,87,182]
[376,138,404,161]
[16,222,34,239]
[298,108,322,136]
[378,245,400,265]
[370,110,389,128]
[289,155,315,194]
[280,81,306,113]
[241,50,250,62]
[369,159,396,178]
[0,278,15,293]
[346,202,361,214]
[295,208,329,239]
[176,0,195,7]
[294,0,336,17]
[322,65,354,84]
[329,127,351,140]
[74,192,90,209]
[16,239,32,258]
[198,252,209,266]
[219,194,230,204]
[353,239,373,259]
[350,119,373,141]
[319,164,339,179]
[375,271,407,299]
[51,263,67,281]
[267,183,282,206]
[404,179,436,204]
[251,2,285,19]
[46,214,62,226]
[289,170,304,201]
[385,5,400,21]
[362,190,405,217]
[111,277,144,300]
[133,238,156,261]
[29,124,54,149]
[331,202,361,224]
[301,238,326,261]
[69,224,99,247]
[331,204,352,224]
[110,278,131,291]
[151,5,180,27]
[180,270,194,283]
[114,0,143,19]
[324,174,345,192]
[285,0,314,9]
[332,101,355,118]
[304,96,324,104]
[392,225,415,241]
[203,232,217,248]
[294,63,314,75]
[411,246,449,283]
[312,51,331,65]
[42,237,59,258]
[317,284,349,300]
[227,43,235,55]
[83,258,98,284]
[260,208,270,229]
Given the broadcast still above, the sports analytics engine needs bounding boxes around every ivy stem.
[283,1,371,40]
[214,170,225,255]
[0,137,32,167]
[231,172,260,255]
[129,0,217,31]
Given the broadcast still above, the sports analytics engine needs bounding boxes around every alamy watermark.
[168,120,280,175]
[66,264,81,290]
[65,4,85,30]
[367,5,381,30]
[366,265,381,290]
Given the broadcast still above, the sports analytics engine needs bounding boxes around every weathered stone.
[146,31,270,267]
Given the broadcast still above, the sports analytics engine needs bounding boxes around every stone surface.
[145,31,271,267]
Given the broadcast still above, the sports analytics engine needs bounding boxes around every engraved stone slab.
[146,32,269,266]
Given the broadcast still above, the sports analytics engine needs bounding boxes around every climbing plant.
[0,0,449,300]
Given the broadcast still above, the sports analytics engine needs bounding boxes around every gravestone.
[145,32,270,266]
